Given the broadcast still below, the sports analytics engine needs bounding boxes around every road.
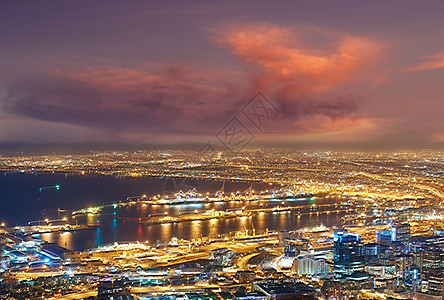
[48,290,97,300]
[237,252,263,270]
[129,284,220,293]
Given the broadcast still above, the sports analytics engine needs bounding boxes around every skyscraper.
[334,231,365,276]
[391,222,411,244]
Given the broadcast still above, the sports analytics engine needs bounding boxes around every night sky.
[1,1,444,149]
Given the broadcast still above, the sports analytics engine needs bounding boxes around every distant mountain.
[0,141,227,156]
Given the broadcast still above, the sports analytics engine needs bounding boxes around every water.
[0,172,344,251]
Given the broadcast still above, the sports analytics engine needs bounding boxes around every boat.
[270,188,314,199]
[156,188,207,205]
[72,207,102,216]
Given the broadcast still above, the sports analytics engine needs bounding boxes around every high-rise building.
[293,256,330,275]
[376,230,392,245]
[422,249,444,278]
[391,222,411,244]
[364,243,391,264]
[334,231,365,276]
[429,273,444,296]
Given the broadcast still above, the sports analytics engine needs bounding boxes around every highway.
[237,252,263,270]
[48,290,97,300]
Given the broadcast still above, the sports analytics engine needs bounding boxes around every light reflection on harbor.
[96,227,101,247]
[59,231,72,249]
[17,174,347,251]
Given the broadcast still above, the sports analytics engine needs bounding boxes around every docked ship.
[271,188,314,199]
[72,207,102,216]
[156,188,207,205]
[310,224,328,233]
[272,205,292,212]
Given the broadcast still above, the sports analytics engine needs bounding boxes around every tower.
[334,231,365,276]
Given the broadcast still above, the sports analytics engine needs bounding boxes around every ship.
[272,205,292,212]
[156,188,207,205]
[270,188,314,199]
[72,207,102,216]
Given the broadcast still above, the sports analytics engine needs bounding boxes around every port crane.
[215,180,225,198]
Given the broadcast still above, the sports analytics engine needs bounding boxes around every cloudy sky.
[1,1,444,149]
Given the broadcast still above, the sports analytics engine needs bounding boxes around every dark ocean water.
[0,172,344,251]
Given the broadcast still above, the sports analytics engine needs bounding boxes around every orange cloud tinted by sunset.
[212,24,383,93]
[403,51,444,72]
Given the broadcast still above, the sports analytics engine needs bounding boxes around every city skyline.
[1,1,444,149]
[2,3,444,298]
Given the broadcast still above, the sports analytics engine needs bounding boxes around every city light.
[1,1,444,297]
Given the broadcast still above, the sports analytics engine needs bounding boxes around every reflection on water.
[137,224,143,240]
[2,173,333,251]
[40,197,346,252]
[112,218,117,242]
[59,232,72,249]
[160,223,172,242]
[96,227,102,247]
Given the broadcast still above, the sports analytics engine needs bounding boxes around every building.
[396,253,414,280]
[284,240,302,257]
[185,293,205,300]
[391,222,411,244]
[280,230,308,256]
[334,232,364,276]
[97,280,134,300]
[364,243,391,264]
[321,280,360,300]
[235,270,257,283]
[254,281,316,300]
[293,256,330,275]
[422,249,444,278]
[209,248,234,266]
[429,273,444,296]
[365,264,395,279]
[376,230,392,246]
[233,291,267,300]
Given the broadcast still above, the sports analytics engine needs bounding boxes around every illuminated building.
[233,291,267,300]
[209,248,234,266]
[234,270,257,283]
[97,279,133,300]
[422,249,444,278]
[293,256,330,275]
[321,280,360,300]
[334,231,365,276]
[376,230,392,246]
[429,273,444,296]
[363,243,391,264]
[391,222,411,244]
[254,281,316,300]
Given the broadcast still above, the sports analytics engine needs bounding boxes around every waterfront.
[41,197,345,251]
[0,172,344,251]
[1,151,443,299]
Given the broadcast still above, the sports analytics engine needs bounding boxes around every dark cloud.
[1,61,367,143]
[3,66,245,137]
[300,96,359,120]
[2,23,376,142]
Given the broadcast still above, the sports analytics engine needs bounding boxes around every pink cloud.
[212,24,383,94]
[3,24,388,144]
[209,23,384,140]
[402,51,444,72]
[5,64,245,137]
